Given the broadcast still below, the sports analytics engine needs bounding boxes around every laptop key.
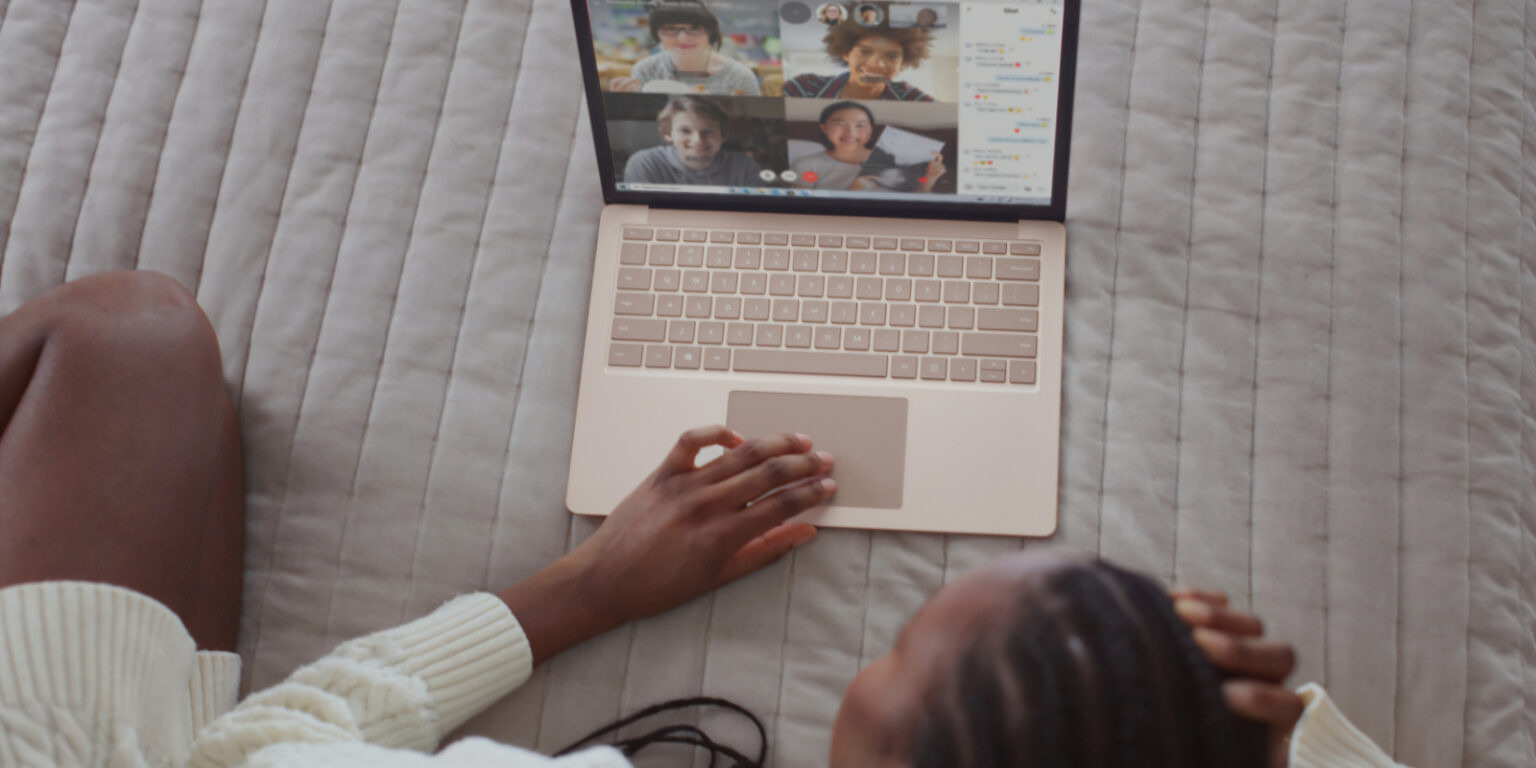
[655,229,680,242]
[963,333,1038,358]
[698,322,725,344]
[648,244,676,266]
[618,268,651,290]
[669,321,695,343]
[950,358,977,381]
[623,227,653,240]
[982,241,1008,255]
[675,346,703,370]
[645,345,673,368]
[937,255,964,277]
[704,348,731,370]
[978,308,1038,333]
[822,251,849,273]
[620,243,648,264]
[743,298,771,320]
[791,233,817,247]
[921,357,947,380]
[980,360,1007,382]
[612,318,665,342]
[615,294,654,316]
[733,350,888,378]
[996,258,1041,281]
[1002,283,1040,306]
[873,329,901,352]
[850,252,878,274]
[764,232,789,246]
[973,282,1000,305]
[1010,360,1038,384]
[932,331,959,355]
[678,246,705,267]
[609,343,643,367]
[892,356,918,379]
[707,246,732,267]
[710,231,734,244]
[737,232,762,244]
[683,230,708,242]
[655,270,681,291]
[785,326,813,348]
[845,328,871,350]
[714,296,741,319]
[727,324,754,345]
[657,295,684,317]
[1011,242,1043,256]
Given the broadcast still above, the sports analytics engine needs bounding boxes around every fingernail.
[1175,599,1211,623]
[816,450,834,467]
[820,478,837,494]
[792,527,819,548]
[796,432,812,448]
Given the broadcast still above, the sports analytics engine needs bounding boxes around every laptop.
[565,0,1079,536]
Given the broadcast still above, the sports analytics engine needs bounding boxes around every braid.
[908,558,1269,768]
[555,696,766,767]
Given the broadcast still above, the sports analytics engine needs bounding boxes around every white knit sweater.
[0,581,1403,767]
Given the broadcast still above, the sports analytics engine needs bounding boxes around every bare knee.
[37,270,228,409]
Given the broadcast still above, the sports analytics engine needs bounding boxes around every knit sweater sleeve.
[1289,684,1410,768]
[188,593,547,768]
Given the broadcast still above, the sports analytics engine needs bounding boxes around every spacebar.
[733,350,889,377]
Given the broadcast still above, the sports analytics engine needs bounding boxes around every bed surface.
[0,0,1531,765]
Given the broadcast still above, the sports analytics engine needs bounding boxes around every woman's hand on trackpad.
[581,426,833,622]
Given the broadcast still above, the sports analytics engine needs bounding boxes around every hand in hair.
[1172,589,1305,768]
[500,426,831,664]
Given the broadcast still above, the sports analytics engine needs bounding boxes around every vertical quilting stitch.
[1462,0,1474,752]
[320,0,448,640]
[60,0,144,282]
[130,0,207,271]
[187,0,271,300]
[479,77,577,590]
[406,0,552,616]
[1400,0,1417,757]
[769,550,799,766]
[1321,0,1346,697]
[387,0,480,622]
[1519,0,1534,758]
[1094,0,1147,557]
[1170,0,1214,586]
[237,0,341,681]
[1245,0,1281,608]
[0,0,80,274]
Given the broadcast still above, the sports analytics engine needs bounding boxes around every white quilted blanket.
[0,0,1531,766]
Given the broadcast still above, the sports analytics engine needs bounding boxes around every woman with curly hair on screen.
[784,14,937,101]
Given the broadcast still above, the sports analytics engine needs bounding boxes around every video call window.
[607,94,788,187]
[590,0,783,96]
[786,99,957,194]
[780,1,960,102]
[586,0,1060,202]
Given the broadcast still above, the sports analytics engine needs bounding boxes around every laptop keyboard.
[608,227,1043,385]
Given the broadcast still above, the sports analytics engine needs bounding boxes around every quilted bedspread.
[0,0,1531,765]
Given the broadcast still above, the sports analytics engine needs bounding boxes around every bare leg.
[0,271,244,652]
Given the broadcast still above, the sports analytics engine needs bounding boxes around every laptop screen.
[575,0,1076,220]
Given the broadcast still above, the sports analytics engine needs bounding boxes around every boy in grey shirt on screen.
[623,96,764,187]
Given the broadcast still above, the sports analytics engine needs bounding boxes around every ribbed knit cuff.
[374,593,533,738]
[1290,683,1403,768]
[0,581,197,758]
[188,651,242,732]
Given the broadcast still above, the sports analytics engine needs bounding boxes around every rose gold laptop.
[564,0,1079,536]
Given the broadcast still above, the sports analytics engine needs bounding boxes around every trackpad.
[727,391,907,510]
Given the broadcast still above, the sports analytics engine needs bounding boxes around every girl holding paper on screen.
[791,101,947,193]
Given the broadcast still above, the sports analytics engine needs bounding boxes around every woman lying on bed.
[0,271,1402,768]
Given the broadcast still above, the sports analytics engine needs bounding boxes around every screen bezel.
[569,0,1079,223]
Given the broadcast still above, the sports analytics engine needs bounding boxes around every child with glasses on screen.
[608,0,762,96]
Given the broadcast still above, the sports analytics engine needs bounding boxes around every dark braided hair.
[554,696,766,767]
[907,559,1267,768]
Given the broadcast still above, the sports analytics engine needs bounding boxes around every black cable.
[554,696,767,767]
